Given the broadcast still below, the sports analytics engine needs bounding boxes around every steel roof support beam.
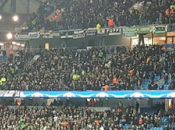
[0,0,9,12]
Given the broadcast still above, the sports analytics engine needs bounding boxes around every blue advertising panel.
[19,91,175,98]
[0,91,175,98]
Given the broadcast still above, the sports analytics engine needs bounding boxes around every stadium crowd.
[0,104,173,130]
[22,0,175,31]
[22,0,67,32]
[0,50,33,88]
[1,45,174,91]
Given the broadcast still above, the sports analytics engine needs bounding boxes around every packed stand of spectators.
[22,0,54,32]
[3,45,175,91]
[58,0,175,30]
[22,0,71,32]
[57,0,139,29]
[21,0,175,31]
[0,103,174,130]
[0,50,33,89]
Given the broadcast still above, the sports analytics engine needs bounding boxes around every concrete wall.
[28,35,131,50]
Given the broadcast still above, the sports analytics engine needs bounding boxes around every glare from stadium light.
[87,98,91,101]
[12,41,16,45]
[6,32,13,40]
[12,15,19,22]
[16,43,21,46]
[0,43,4,46]
[0,15,2,20]
[21,44,25,47]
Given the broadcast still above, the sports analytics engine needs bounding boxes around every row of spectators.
[0,105,173,130]
[22,0,175,31]
[2,45,174,91]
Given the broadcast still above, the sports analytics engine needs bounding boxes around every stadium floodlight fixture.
[12,41,16,45]
[6,32,13,40]
[12,15,19,22]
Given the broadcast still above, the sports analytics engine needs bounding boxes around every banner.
[122,27,137,37]
[19,90,175,98]
[73,30,85,39]
[86,28,97,36]
[15,24,168,40]
[122,31,137,37]
[122,27,137,32]
[15,34,30,40]
[28,32,40,38]
[15,32,40,40]
[106,27,122,35]
[0,90,175,98]
[52,32,60,37]
[122,26,153,37]
[154,25,166,34]
[97,29,106,35]
[41,32,53,38]
[60,31,73,39]
[137,26,153,34]
[0,91,20,97]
